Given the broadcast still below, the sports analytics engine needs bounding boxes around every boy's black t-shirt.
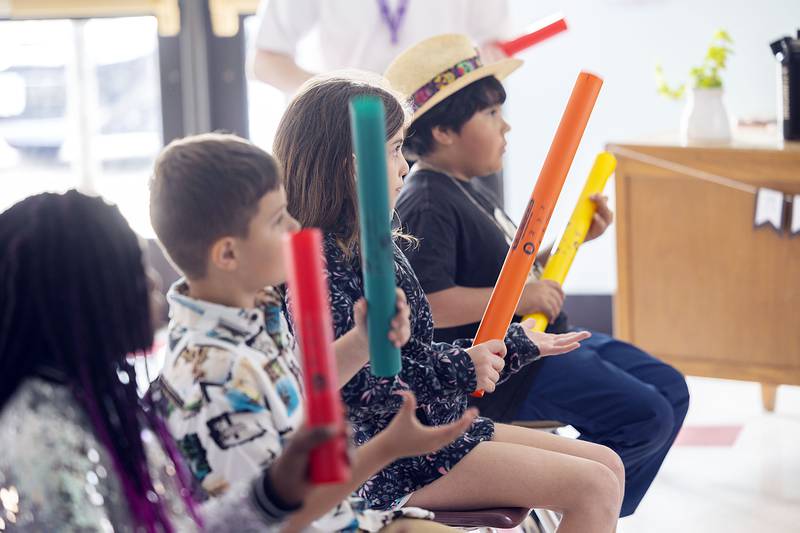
[396,168,514,342]
[396,167,553,421]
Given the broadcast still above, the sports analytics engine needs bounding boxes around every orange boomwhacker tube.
[471,71,603,397]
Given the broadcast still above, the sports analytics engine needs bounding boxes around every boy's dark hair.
[404,75,506,158]
[150,133,281,279]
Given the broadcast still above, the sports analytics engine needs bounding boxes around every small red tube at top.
[496,14,568,56]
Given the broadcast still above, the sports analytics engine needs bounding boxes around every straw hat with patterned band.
[384,33,523,123]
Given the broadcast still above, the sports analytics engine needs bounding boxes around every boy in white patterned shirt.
[149,132,475,532]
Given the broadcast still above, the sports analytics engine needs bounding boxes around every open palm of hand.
[520,324,591,357]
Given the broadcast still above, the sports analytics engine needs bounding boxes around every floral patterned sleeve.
[286,280,477,415]
[450,322,541,386]
[341,339,478,415]
[283,240,480,417]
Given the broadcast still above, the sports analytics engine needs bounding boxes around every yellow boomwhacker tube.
[524,152,617,332]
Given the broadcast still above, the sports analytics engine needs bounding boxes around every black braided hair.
[0,190,199,532]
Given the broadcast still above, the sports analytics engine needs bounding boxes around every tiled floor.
[618,377,800,533]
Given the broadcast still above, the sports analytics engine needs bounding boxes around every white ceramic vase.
[680,87,732,144]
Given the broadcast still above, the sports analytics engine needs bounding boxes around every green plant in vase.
[656,30,733,99]
[656,30,734,143]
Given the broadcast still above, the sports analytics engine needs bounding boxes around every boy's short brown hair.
[150,132,281,279]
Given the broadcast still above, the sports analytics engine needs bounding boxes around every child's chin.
[489,162,504,175]
[260,272,287,289]
[269,276,287,288]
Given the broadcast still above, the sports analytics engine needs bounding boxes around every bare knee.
[596,445,625,493]
[572,461,621,526]
[594,462,622,522]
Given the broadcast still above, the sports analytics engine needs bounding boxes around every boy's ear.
[431,125,456,147]
[208,237,239,272]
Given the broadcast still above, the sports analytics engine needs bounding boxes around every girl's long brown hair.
[273,72,407,257]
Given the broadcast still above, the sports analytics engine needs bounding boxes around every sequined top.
[0,377,279,532]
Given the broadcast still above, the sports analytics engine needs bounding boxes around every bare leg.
[406,425,622,533]
[493,423,626,500]
[379,518,460,532]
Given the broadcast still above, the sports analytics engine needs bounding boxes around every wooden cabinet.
[608,134,800,410]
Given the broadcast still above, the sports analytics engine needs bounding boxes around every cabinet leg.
[761,383,778,412]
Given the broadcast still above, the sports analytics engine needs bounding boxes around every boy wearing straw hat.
[387,34,690,517]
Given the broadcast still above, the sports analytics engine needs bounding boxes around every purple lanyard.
[376,0,410,44]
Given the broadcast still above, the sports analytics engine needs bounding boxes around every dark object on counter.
[771,31,800,140]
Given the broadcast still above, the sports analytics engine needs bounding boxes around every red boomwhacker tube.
[284,228,350,483]
[471,71,603,398]
[496,14,568,56]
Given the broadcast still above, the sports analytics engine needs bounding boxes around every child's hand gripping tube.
[471,71,603,397]
[349,95,402,377]
[284,228,350,484]
[525,152,616,332]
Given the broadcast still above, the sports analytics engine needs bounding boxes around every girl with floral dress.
[275,72,625,533]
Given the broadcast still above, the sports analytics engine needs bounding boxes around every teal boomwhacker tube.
[349,95,402,377]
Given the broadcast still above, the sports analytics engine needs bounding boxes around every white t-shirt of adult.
[255,0,511,75]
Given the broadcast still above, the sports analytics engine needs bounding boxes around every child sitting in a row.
[1,190,387,532]
[388,34,689,519]
[149,133,477,532]
[275,71,624,533]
